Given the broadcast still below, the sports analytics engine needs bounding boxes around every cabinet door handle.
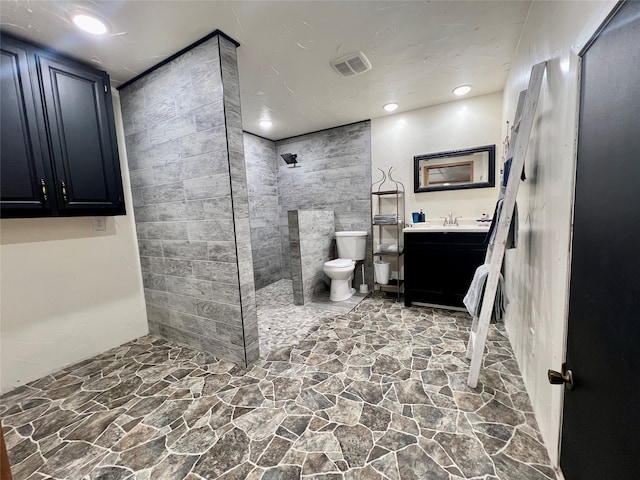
[61,181,68,203]
[40,178,48,202]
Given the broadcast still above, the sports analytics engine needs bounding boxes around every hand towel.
[463,263,508,323]
[486,185,519,249]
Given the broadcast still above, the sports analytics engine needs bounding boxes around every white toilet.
[323,231,367,302]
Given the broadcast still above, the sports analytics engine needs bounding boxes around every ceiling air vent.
[330,52,372,77]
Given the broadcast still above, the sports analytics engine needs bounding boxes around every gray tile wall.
[120,34,259,366]
[276,121,373,286]
[288,210,335,305]
[219,38,259,363]
[244,133,282,290]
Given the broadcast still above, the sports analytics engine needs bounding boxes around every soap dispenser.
[418,209,426,222]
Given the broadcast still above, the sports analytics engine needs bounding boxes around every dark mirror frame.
[413,144,496,193]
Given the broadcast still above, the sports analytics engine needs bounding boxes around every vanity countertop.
[403,222,491,233]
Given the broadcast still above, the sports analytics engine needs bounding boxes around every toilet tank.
[336,231,367,260]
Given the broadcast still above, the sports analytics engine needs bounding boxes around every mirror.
[414,144,496,193]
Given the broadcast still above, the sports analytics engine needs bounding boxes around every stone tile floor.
[257,279,366,356]
[1,295,556,480]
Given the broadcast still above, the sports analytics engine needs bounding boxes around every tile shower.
[120,33,258,365]
[244,120,373,294]
[120,25,373,366]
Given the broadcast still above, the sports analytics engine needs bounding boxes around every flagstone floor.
[1,295,556,480]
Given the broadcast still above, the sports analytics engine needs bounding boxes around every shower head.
[281,153,298,167]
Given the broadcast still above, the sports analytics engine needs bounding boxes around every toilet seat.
[324,259,354,268]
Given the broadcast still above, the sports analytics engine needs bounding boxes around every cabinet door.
[38,54,125,215]
[405,233,486,307]
[0,38,51,214]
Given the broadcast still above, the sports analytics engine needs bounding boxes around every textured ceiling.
[0,1,531,140]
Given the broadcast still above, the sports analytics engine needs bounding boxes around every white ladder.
[466,61,547,388]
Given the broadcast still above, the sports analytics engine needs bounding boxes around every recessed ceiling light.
[259,120,273,128]
[453,85,472,96]
[383,103,398,112]
[71,13,109,35]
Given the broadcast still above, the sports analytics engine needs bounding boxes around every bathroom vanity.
[404,225,488,308]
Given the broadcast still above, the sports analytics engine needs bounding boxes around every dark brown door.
[561,1,640,478]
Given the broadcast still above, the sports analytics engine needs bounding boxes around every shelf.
[372,189,402,196]
[371,170,405,301]
[375,279,404,293]
[373,251,404,257]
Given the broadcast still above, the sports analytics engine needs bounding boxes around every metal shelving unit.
[371,167,405,300]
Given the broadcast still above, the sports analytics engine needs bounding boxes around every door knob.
[548,365,574,390]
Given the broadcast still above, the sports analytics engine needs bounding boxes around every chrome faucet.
[442,211,461,226]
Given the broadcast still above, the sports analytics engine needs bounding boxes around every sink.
[404,223,491,233]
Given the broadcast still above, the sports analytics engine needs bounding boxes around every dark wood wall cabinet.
[1,34,125,218]
[404,231,487,308]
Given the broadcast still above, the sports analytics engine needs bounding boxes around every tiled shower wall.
[288,210,335,305]
[243,133,282,289]
[276,121,373,286]
[120,34,259,365]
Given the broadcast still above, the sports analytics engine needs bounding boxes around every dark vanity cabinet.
[1,34,125,217]
[404,231,487,308]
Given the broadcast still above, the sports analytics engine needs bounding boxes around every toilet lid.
[325,259,353,268]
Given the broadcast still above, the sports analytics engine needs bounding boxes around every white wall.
[371,92,503,223]
[500,0,617,466]
[0,90,148,394]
